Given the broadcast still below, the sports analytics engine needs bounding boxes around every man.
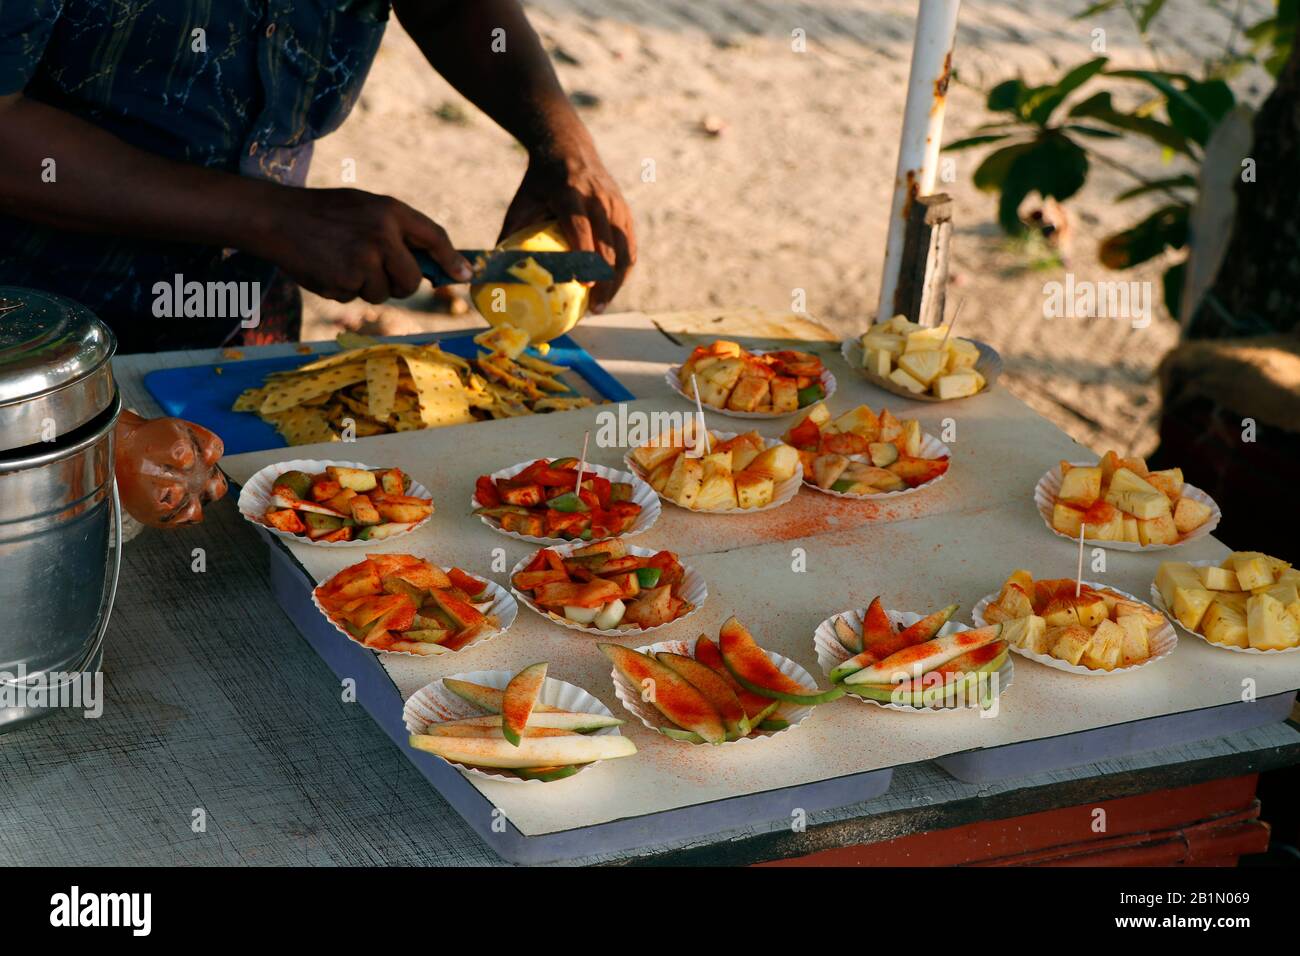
[0,1,635,352]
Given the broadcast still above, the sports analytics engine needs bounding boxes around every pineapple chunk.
[865,347,892,378]
[1197,566,1240,591]
[946,338,979,370]
[1145,468,1183,502]
[726,376,769,412]
[770,377,799,413]
[1105,488,1171,520]
[1082,620,1125,670]
[934,371,981,399]
[1172,586,1214,632]
[1155,562,1200,608]
[1058,466,1102,507]
[1048,625,1094,665]
[734,472,774,509]
[1119,456,1149,477]
[1230,554,1274,590]
[1117,614,1151,665]
[830,405,880,438]
[647,457,676,493]
[728,433,764,472]
[897,349,946,386]
[1052,502,1085,538]
[1172,496,1212,534]
[996,583,1035,620]
[1137,513,1178,547]
[663,455,703,509]
[888,367,926,394]
[694,358,745,407]
[1121,515,1140,543]
[861,331,905,356]
[794,401,832,430]
[878,409,903,442]
[1247,593,1300,651]
[694,470,738,511]
[812,454,849,489]
[1086,510,1127,541]
[1108,467,1161,497]
[1001,615,1048,654]
[885,315,918,334]
[904,325,950,351]
[898,419,922,457]
[746,444,800,482]
[1202,599,1248,648]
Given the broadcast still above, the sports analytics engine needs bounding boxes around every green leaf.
[944,133,1013,151]
[1065,124,1123,138]
[1114,174,1197,202]
[996,133,1089,234]
[973,141,1034,192]
[1106,71,1234,146]
[1068,91,1192,155]
[1024,57,1108,125]
[1136,0,1167,32]
[1073,1,1121,18]
[987,79,1028,113]
[1098,204,1189,269]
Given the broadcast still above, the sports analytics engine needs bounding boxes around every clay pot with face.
[113,411,227,527]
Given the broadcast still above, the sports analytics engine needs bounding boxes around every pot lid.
[0,287,116,408]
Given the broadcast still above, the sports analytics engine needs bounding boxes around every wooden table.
[1,313,1296,866]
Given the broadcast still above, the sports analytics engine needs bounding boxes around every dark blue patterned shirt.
[0,0,389,336]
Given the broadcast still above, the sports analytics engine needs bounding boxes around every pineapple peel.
[471,222,590,346]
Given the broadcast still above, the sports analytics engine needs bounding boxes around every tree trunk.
[1186,31,1300,339]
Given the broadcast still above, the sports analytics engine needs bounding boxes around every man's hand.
[500,143,636,314]
[252,187,472,304]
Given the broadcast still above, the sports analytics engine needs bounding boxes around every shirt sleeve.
[0,1,63,95]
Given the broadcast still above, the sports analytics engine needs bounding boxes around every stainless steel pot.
[0,288,121,732]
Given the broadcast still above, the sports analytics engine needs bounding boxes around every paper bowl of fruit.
[814,597,1012,712]
[974,570,1176,675]
[841,315,1002,402]
[239,460,434,547]
[509,539,706,635]
[1035,451,1220,551]
[602,617,843,745]
[313,554,516,657]
[404,666,635,784]
[786,402,950,498]
[667,341,836,418]
[1151,555,1300,654]
[625,428,802,513]
[471,457,659,545]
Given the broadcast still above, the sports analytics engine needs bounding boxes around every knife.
[412,249,614,286]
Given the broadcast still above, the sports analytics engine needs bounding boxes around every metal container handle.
[90,478,123,659]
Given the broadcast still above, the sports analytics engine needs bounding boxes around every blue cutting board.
[142,331,633,455]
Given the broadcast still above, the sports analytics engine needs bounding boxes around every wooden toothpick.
[690,373,712,455]
[574,430,590,493]
[1076,523,1087,598]
[939,297,966,351]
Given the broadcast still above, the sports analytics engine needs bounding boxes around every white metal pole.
[876,0,962,324]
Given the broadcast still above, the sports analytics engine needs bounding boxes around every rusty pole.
[876,0,961,325]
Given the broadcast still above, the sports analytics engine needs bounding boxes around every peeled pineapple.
[1157,554,1298,651]
[860,314,986,399]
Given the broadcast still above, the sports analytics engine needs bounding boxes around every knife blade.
[412,249,614,286]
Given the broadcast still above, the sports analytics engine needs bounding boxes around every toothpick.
[690,373,712,455]
[1076,523,1087,598]
[574,430,590,494]
[939,298,966,351]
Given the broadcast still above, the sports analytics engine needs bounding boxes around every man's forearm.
[393,0,592,159]
[0,94,279,252]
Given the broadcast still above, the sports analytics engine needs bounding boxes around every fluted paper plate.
[803,432,951,500]
[841,337,1001,401]
[312,565,516,658]
[470,458,660,545]
[1149,559,1300,655]
[813,607,1012,711]
[239,458,433,547]
[509,541,707,636]
[1034,463,1221,552]
[623,430,802,515]
[973,581,1176,675]
[403,670,623,784]
[608,634,814,745]
[666,349,837,419]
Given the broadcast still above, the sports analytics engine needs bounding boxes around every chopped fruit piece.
[1058,465,1102,507]
[1198,566,1240,591]
[1247,594,1300,651]
[720,617,844,704]
[599,644,726,744]
[1137,513,1179,547]
[501,662,548,747]
[888,367,926,394]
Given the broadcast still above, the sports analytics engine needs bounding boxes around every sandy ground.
[303,0,1272,456]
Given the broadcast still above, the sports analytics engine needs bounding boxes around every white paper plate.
[813,607,1012,711]
[608,634,815,745]
[238,458,433,548]
[1034,463,1221,552]
[403,669,623,784]
[666,349,837,419]
[623,430,803,515]
[1149,559,1300,655]
[840,337,1002,401]
[312,564,516,658]
[803,432,951,500]
[973,581,1177,675]
[470,459,660,545]
[509,541,707,636]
